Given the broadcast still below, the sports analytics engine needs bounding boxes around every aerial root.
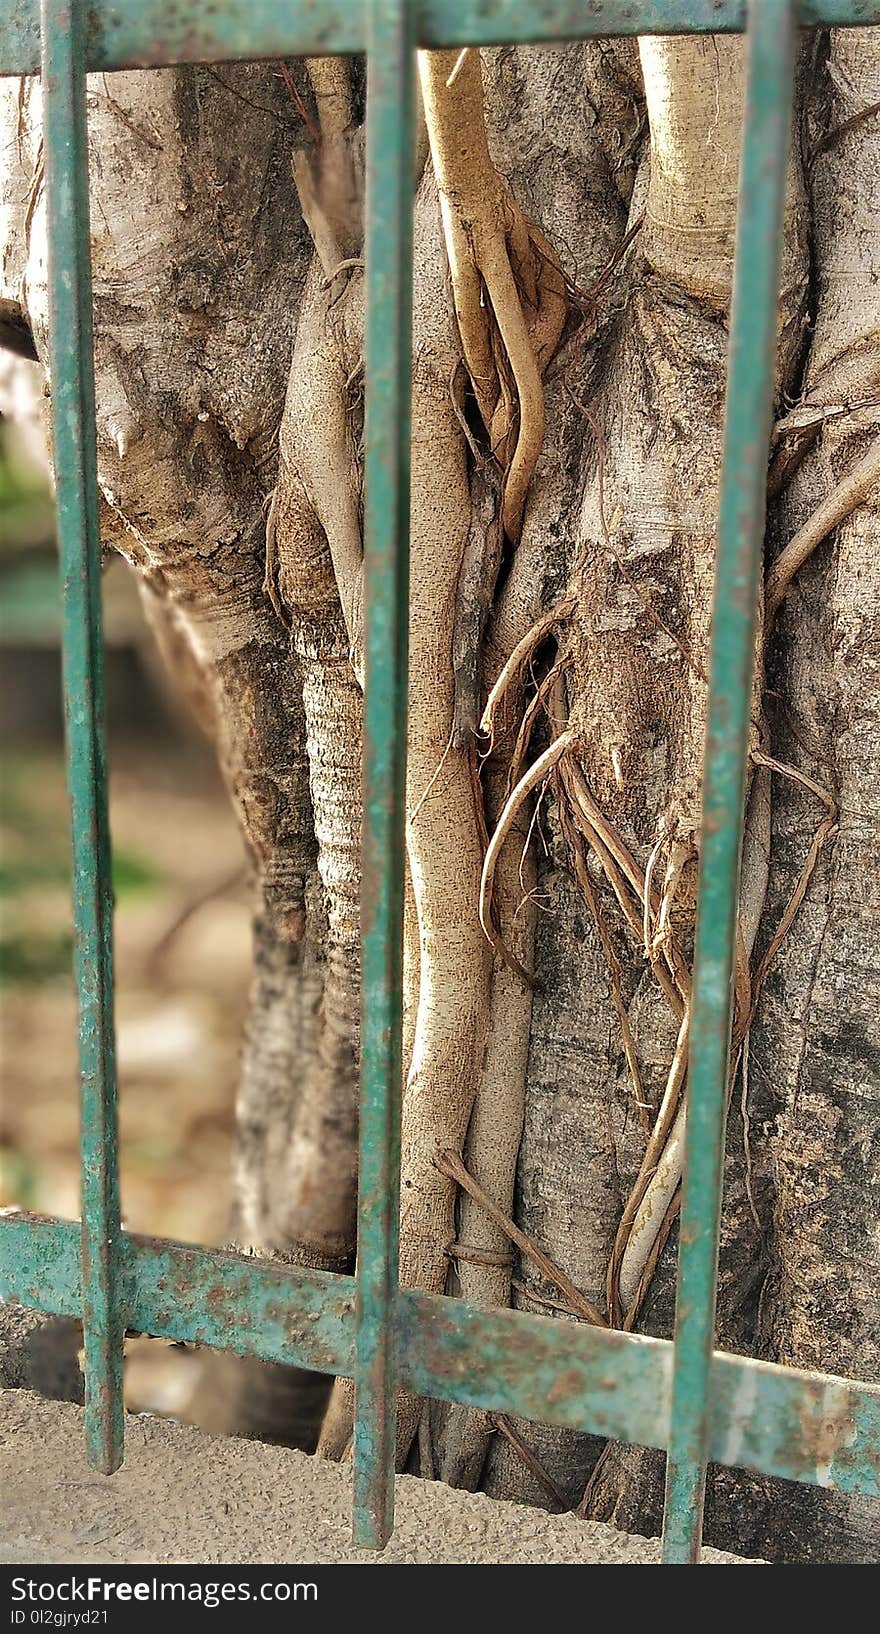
[436,1148,607,1327]
[488,1414,569,1510]
[579,1187,682,1514]
[418,49,566,544]
[765,434,880,631]
[577,1442,613,1517]
[475,719,704,1329]
[562,757,651,916]
[478,731,573,984]
[505,656,572,801]
[649,839,692,959]
[556,788,650,1135]
[292,58,358,278]
[612,916,753,1319]
[558,757,688,1016]
[642,831,666,959]
[606,1005,691,1325]
[472,671,833,1412]
[621,1191,681,1331]
[479,653,839,1395]
[746,749,839,1026]
[480,597,576,744]
[506,739,700,1325]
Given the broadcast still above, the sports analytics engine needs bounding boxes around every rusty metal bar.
[38,0,124,1474]
[3,2,880,79]
[4,1213,879,1499]
[660,0,798,1564]
[353,0,416,1551]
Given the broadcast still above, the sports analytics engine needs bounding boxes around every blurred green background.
[0,357,251,1286]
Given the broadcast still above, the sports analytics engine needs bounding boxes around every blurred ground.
[0,1390,756,1564]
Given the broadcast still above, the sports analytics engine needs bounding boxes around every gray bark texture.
[1,31,877,1562]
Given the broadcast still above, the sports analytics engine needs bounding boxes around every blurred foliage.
[0,1144,39,1210]
[0,849,161,903]
[0,393,249,1349]
[0,419,54,555]
[0,929,73,987]
[0,750,162,987]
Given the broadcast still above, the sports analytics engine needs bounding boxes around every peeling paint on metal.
[661,0,797,1564]
[39,0,125,1478]
[3,1215,877,1498]
[3,2,880,79]
[353,0,415,1553]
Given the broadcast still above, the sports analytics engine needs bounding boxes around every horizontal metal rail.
[2,0,880,77]
[3,1213,879,1499]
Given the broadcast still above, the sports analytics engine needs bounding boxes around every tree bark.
[2,31,877,1562]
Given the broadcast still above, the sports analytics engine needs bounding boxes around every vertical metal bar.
[353,0,415,1549]
[661,0,796,1563]
[40,0,124,1473]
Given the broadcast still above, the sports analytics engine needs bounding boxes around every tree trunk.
[2,30,877,1562]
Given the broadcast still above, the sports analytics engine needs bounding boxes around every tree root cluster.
[5,30,875,1550]
[269,46,873,1492]
[474,496,848,1345]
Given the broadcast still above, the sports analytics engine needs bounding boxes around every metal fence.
[1,0,878,1566]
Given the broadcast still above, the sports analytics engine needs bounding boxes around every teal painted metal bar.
[4,1213,879,1498]
[1,1216,355,1375]
[39,0,124,1476]
[3,1,880,79]
[354,0,416,1551]
[661,0,797,1565]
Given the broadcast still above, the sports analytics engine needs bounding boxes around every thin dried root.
[618,1105,687,1316]
[561,773,645,948]
[489,1414,569,1510]
[614,916,753,1321]
[419,1408,436,1480]
[480,598,576,743]
[747,751,839,1026]
[642,832,666,959]
[558,757,688,1018]
[650,839,693,961]
[606,1005,691,1325]
[751,747,836,813]
[479,731,573,983]
[419,49,566,541]
[557,789,650,1135]
[435,1148,607,1327]
[445,48,470,89]
[511,1278,582,1317]
[621,1190,681,1331]
[321,256,364,290]
[506,656,572,802]
[765,435,880,629]
[562,757,650,916]
[577,1442,613,1517]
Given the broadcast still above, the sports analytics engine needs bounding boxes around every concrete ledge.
[0,1389,753,1565]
